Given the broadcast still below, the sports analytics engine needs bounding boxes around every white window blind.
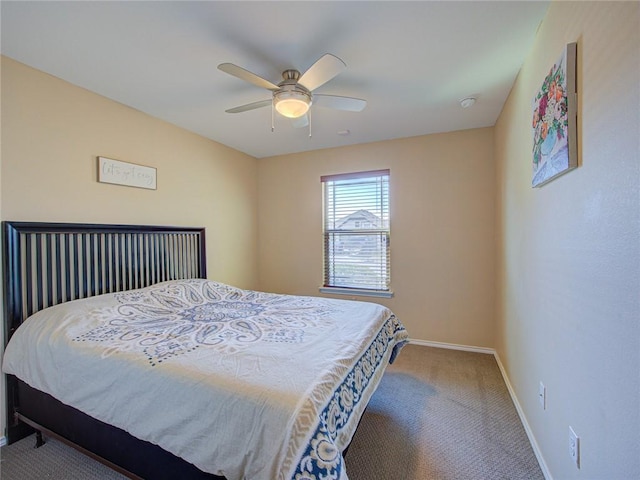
[322,169,390,292]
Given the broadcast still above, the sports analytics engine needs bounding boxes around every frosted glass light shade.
[274,92,311,118]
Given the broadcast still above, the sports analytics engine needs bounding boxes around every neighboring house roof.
[335,210,382,229]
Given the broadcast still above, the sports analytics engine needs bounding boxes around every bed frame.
[2,221,225,479]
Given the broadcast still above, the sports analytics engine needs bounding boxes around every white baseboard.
[493,352,552,480]
[409,338,496,355]
[408,338,551,480]
[0,435,6,447]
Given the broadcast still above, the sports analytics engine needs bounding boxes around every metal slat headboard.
[3,221,207,340]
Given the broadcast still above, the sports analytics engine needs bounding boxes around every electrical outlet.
[538,381,546,409]
[569,426,580,469]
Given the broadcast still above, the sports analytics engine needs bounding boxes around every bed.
[2,221,408,480]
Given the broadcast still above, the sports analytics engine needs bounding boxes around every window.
[321,169,391,297]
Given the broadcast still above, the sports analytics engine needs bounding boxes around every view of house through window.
[322,169,390,292]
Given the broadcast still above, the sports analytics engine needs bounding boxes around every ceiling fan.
[218,54,366,126]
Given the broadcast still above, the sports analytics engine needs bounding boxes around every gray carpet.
[0,433,127,480]
[1,344,543,479]
[344,344,543,479]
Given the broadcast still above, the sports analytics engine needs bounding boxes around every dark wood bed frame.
[2,221,226,479]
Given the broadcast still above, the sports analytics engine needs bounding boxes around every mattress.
[2,278,408,480]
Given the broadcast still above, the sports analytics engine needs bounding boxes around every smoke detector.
[459,97,477,109]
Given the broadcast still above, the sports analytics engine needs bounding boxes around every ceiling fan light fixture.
[274,90,311,118]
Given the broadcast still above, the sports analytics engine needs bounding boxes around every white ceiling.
[1,1,549,159]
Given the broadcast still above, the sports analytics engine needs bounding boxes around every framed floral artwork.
[532,42,578,187]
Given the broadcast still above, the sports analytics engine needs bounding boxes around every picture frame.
[531,42,578,187]
[98,156,157,190]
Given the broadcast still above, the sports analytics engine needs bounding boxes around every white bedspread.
[2,279,408,480]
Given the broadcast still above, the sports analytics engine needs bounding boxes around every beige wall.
[495,2,639,478]
[1,57,259,287]
[0,56,260,438]
[258,128,496,347]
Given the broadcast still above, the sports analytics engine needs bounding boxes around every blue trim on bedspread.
[292,314,407,480]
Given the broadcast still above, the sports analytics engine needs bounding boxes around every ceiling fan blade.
[225,99,272,114]
[298,54,346,92]
[313,94,367,112]
[291,114,309,128]
[218,63,279,91]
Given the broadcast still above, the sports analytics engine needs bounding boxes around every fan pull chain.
[308,111,312,138]
[271,102,275,132]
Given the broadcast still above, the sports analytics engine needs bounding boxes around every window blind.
[322,169,390,292]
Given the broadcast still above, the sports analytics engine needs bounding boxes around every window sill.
[319,287,394,299]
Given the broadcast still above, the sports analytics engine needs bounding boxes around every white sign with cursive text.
[98,157,157,190]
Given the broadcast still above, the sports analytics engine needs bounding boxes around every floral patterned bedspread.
[3,279,408,480]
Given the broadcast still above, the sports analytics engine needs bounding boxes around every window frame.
[320,169,393,298]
